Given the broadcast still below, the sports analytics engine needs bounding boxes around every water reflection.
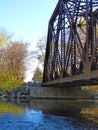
[29,100,98,125]
[81,107,98,124]
[0,100,98,129]
[0,101,24,115]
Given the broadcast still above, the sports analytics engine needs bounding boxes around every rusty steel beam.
[43,0,98,84]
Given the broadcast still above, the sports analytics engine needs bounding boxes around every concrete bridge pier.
[30,86,98,100]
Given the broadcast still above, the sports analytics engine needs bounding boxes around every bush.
[0,73,23,91]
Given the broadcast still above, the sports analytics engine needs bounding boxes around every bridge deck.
[43,70,98,87]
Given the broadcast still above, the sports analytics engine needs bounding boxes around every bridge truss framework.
[43,0,98,86]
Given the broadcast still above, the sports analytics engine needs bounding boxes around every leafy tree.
[33,67,43,82]
[0,27,12,73]
[0,28,27,91]
[0,27,12,49]
[3,42,27,80]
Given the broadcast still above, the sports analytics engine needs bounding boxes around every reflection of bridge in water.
[43,0,98,86]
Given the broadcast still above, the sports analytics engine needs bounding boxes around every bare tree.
[31,36,46,67]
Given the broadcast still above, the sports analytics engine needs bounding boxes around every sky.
[0,0,57,82]
[0,0,57,46]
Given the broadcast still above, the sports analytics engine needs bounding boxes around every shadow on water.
[0,99,98,129]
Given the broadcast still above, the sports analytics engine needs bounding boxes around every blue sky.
[0,0,57,47]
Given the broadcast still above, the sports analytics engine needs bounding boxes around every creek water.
[0,99,98,130]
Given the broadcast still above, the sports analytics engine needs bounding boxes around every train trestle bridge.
[43,0,98,87]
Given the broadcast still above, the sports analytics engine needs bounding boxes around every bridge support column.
[84,62,91,79]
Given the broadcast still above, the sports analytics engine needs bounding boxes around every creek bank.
[0,82,42,101]
[0,91,9,101]
[10,83,31,102]
[0,83,30,101]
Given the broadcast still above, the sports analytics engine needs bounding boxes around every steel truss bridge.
[43,0,98,86]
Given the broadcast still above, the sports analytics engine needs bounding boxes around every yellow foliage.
[91,85,98,90]
[81,85,98,91]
